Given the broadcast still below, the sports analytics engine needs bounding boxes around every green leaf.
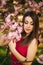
[0,46,7,57]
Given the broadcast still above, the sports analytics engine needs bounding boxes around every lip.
[26,29,30,30]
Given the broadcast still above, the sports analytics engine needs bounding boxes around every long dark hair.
[21,11,39,45]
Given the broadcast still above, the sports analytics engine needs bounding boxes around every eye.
[31,23,34,25]
[24,21,28,24]
[30,21,34,25]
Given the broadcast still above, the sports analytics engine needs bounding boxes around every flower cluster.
[37,54,43,64]
[36,43,43,64]
[0,13,23,42]
[0,0,43,16]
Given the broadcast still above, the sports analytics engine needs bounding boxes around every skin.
[0,16,38,65]
[8,16,38,65]
[8,38,38,65]
[24,16,34,36]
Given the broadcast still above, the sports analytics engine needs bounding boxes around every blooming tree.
[0,13,23,43]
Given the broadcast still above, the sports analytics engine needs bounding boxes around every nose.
[27,23,30,28]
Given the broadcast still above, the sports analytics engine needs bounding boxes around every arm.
[0,39,10,46]
[23,38,38,65]
[8,40,26,62]
[8,38,38,65]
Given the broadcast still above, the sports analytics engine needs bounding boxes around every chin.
[26,31,31,34]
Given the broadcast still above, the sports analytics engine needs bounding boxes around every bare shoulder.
[32,38,38,43]
[28,38,38,46]
[31,38,38,45]
[27,38,38,48]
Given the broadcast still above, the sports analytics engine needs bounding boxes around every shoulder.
[32,38,38,44]
[27,38,38,52]
[28,38,38,48]
[26,39,38,61]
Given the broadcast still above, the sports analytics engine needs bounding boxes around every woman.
[8,11,39,65]
[0,11,39,65]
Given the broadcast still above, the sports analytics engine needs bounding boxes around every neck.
[23,33,30,39]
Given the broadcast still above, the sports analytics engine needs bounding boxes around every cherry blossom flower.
[17,26,23,33]
[10,22,18,30]
[5,13,14,23]
[1,13,23,42]
[37,54,43,64]
[1,0,6,6]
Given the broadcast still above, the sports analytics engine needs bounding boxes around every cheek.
[24,24,26,28]
[23,26,27,32]
[31,26,34,31]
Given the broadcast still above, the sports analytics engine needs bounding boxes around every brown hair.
[21,11,39,45]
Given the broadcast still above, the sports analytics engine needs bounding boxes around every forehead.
[25,16,33,22]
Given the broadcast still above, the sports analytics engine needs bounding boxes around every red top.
[11,38,28,65]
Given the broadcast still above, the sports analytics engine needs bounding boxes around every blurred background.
[0,0,43,65]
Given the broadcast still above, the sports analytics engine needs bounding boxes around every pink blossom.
[14,11,19,16]
[1,0,6,6]
[11,20,16,23]
[1,24,8,31]
[5,20,16,28]
[1,18,23,42]
[7,30,22,41]
[34,3,38,8]
[16,33,21,41]
[37,54,43,64]
[14,6,18,11]
[10,22,18,30]
[29,1,32,5]
[25,0,29,3]
[28,1,34,7]
[7,32,15,40]
[5,13,14,23]
[39,54,43,60]
[1,34,7,40]
[1,25,6,29]
[25,8,31,12]
[17,26,23,33]
[6,22,12,28]
[39,2,43,7]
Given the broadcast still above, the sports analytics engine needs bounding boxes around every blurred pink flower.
[1,13,23,42]
[7,30,22,41]
[10,22,18,30]
[29,1,34,7]
[37,54,43,64]
[17,26,23,33]
[38,2,43,7]
[1,34,7,40]
[5,13,14,23]
[25,8,31,12]
[1,25,6,29]
[16,33,21,41]
[7,32,16,40]
[1,0,6,6]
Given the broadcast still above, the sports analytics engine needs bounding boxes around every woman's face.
[24,16,34,35]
